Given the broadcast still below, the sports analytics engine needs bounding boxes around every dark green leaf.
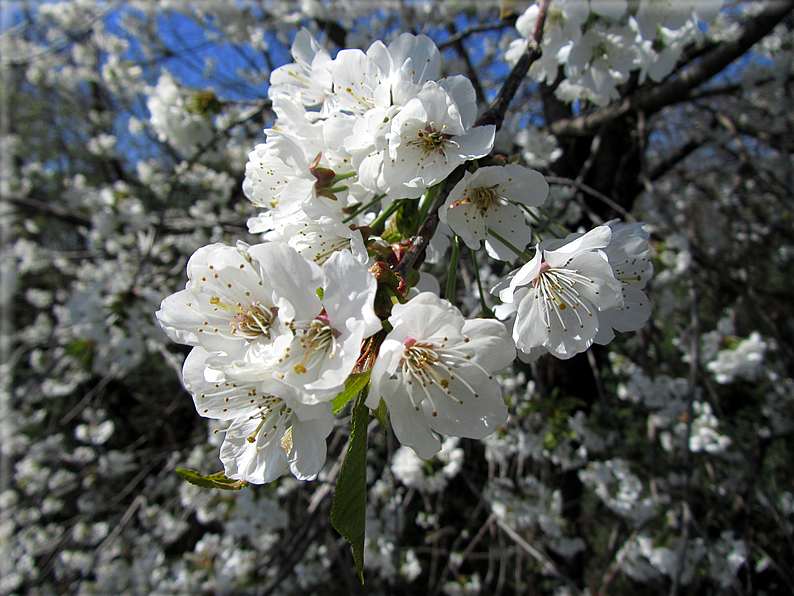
[371,397,388,431]
[330,389,369,583]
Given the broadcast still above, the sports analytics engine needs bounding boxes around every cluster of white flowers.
[707,331,768,384]
[493,220,652,361]
[508,0,723,105]
[156,29,655,486]
[153,29,654,488]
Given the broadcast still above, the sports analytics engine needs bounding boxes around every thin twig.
[670,278,700,596]
[495,518,584,596]
[545,176,635,221]
[59,373,115,425]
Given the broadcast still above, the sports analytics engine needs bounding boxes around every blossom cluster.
[508,0,723,105]
[156,29,653,486]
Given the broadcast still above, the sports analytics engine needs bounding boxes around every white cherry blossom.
[440,164,549,260]
[494,226,623,359]
[183,347,333,484]
[145,70,215,157]
[268,28,333,110]
[594,220,654,345]
[382,80,495,199]
[707,332,767,384]
[367,292,514,459]
[155,242,295,361]
[267,248,381,404]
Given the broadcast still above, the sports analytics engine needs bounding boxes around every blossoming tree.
[4,1,794,594]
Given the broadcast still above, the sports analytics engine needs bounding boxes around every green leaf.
[371,397,388,431]
[330,389,369,583]
[332,371,371,414]
[176,469,249,491]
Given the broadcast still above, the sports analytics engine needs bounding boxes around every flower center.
[400,336,489,417]
[210,297,277,340]
[409,124,456,159]
[403,340,446,387]
[468,184,502,212]
[292,315,338,374]
[532,262,596,334]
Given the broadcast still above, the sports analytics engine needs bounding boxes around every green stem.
[343,193,386,224]
[519,203,561,239]
[369,199,404,235]
[471,248,494,318]
[417,183,441,227]
[536,205,570,237]
[445,234,460,302]
[487,228,533,262]
[331,170,358,185]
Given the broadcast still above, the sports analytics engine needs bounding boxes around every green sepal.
[175,469,249,491]
[332,371,371,414]
[186,90,222,117]
[331,389,370,584]
[372,397,388,431]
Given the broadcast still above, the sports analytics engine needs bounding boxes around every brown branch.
[5,193,92,227]
[647,138,702,181]
[545,176,634,221]
[550,0,794,137]
[437,18,517,51]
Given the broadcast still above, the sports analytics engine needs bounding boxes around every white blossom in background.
[367,292,514,459]
[708,531,747,588]
[146,70,215,157]
[633,17,700,83]
[391,436,464,493]
[515,126,562,168]
[634,0,722,40]
[579,458,668,525]
[660,401,732,454]
[440,164,549,261]
[617,533,707,585]
[509,0,722,105]
[556,22,640,106]
[506,0,588,83]
[707,331,768,384]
